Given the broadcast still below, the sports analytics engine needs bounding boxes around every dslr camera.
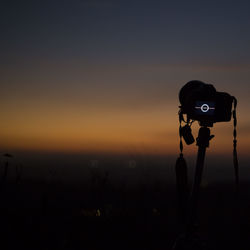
[179,80,234,126]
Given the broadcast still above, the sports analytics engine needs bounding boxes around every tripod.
[173,126,213,250]
[174,81,239,249]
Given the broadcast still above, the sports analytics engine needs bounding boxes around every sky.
[1,0,250,158]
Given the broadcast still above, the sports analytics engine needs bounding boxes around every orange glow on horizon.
[0,78,248,156]
[0,106,247,156]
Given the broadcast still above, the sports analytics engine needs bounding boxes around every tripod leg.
[186,127,211,235]
[186,146,206,234]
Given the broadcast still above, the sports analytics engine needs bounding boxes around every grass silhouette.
[0,152,248,250]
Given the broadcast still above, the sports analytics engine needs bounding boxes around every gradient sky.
[1,0,250,157]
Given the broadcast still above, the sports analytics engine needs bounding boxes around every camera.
[179,80,234,126]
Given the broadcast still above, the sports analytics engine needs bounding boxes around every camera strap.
[178,110,184,154]
[232,97,239,194]
[175,110,189,224]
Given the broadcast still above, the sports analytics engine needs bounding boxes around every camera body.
[179,81,234,126]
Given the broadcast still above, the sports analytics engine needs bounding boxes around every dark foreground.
[0,176,249,250]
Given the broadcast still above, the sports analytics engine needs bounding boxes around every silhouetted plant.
[1,153,13,190]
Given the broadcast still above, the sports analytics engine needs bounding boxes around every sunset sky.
[1,0,250,157]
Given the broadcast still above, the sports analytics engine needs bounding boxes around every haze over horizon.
[1,0,250,159]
